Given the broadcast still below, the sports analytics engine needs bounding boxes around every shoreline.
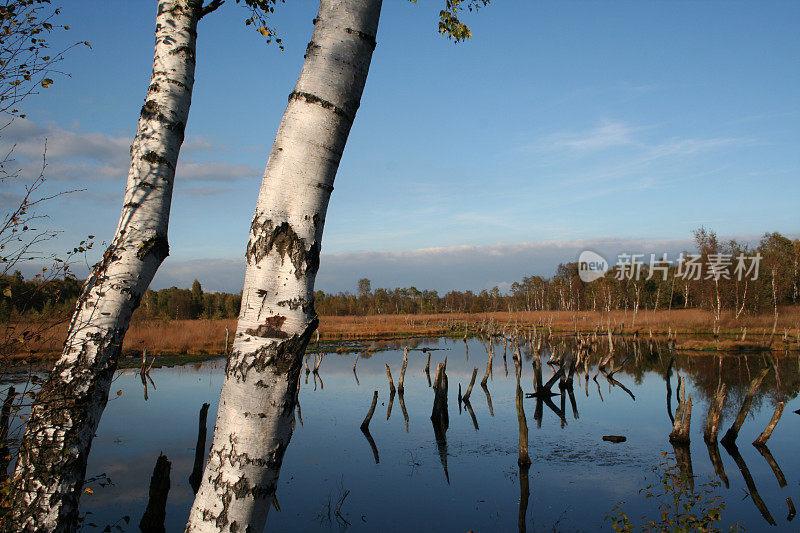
[5,307,800,362]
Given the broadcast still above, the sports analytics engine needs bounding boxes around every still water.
[72,337,798,531]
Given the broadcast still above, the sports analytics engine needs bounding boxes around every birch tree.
[186,1,489,530]
[3,1,217,530]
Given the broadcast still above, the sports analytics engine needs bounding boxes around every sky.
[2,0,798,293]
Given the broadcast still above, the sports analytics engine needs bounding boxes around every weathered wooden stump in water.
[515,380,531,467]
[386,389,395,420]
[703,384,727,443]
[384,363,396,395]
[188,403,210,494]
[462,367,478,403]
[430,363,450,483]
[398,348,408,394]
[753,401,785,445]
[669,377,692,444]
[360,391,380,464]
[721,367,770,447]
[360,391,378,431]
[480,353,492,386]
[139,453,171,533]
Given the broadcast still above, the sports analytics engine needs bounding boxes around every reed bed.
[7,307,800,359]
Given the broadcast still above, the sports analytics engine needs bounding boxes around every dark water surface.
[70,338,798,531]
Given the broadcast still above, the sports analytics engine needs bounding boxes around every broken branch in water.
[721,367,770,447]
[360,391,378,431]
[385,363,396,395]
[753,401,785,445]
[462,367,478,402]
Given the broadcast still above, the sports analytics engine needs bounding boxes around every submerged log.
[139,453,171,533]
[753,401,785,445]
[703,384,727,443]
[721,367,770,447]
[602,435,626,443]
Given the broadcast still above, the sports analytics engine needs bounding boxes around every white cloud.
[141,235,767,293]
[0,117,259,185]
[549,120,639,151]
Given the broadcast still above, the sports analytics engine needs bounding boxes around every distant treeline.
[2,229,798,321]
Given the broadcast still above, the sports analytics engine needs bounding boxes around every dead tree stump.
[703,384,727,443]
[139,453,171,533]
[721,367,770,447]
[753,401,785,445]
[669,377,692,444]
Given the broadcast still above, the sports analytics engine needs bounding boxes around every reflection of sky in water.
[76,339,800,532]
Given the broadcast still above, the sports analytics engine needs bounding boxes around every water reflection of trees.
[34,335,798,531]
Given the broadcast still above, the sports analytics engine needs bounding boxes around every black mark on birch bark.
[344,27,377,49]
[245,220,321,278]
[246,315,288,339]
[287,91,352,122]
[137,235,170,263]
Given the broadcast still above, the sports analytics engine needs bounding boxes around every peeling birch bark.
[185,2,381,531]
[5,2,202,531]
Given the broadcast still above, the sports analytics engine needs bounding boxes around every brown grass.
[7,306,800,360]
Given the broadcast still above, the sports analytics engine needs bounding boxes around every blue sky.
[3,0,798,292]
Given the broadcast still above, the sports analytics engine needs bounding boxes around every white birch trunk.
[4,2,202,531]
[185,1,381,531]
